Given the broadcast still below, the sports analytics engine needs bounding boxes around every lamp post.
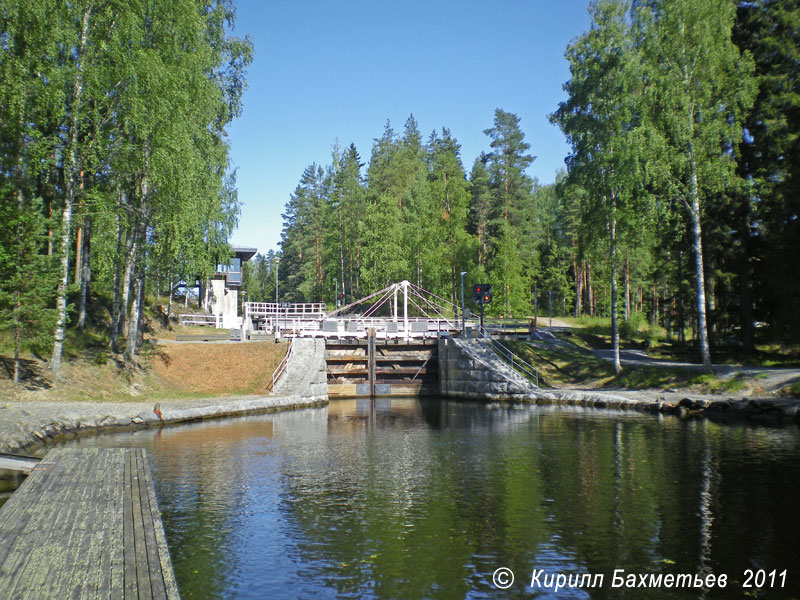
[275,258,279,305]
[274,258,280,338]
[460,271,467,334]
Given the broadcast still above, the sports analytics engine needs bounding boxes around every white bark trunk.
[51,7,92,376]
[610,196,621,375]
[688,154,712,371]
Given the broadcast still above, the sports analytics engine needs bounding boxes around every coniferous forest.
[1,0,798,384]
[263,0,799,369]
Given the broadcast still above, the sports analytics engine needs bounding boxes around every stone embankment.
[438,337,800,424]
[0,338,328,455]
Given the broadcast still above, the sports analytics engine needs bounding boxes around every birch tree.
[640,0,755,370]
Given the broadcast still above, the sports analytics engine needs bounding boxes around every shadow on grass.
[0,356,52,390]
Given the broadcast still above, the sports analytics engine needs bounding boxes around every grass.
[553,315,800,368]
[503,339,768,395]
[503,340,611,388]
[0,293,289,402]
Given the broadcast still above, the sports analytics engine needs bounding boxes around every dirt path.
[535,327,800,396]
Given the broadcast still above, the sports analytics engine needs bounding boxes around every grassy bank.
[555,315,800,368]
[0,307,288,403]
[504,338,795,396]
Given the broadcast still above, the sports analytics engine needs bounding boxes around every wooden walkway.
[0,447,180,599]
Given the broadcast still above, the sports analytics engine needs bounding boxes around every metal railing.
[252,316,462,339]
[245,302,327,318]
[479,327,540,387]
[178,313,221,327]
[268,339,293,392]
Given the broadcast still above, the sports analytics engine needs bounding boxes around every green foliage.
[0,196,60,362]
[271,0,791,357]
[0,0,253,370]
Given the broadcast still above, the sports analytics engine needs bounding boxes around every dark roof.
[231,246,257,262]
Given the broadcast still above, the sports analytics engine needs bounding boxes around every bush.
[620,312,647,340]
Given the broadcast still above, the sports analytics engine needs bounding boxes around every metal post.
[460,271,467,334]
[403,280,408,339]
[480,300,484,335]
[368,328,376,400]
[548,290,552,328]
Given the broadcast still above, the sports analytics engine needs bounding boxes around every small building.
[208,245,256,328]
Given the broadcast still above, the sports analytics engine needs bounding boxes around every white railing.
[244,302,326,319]
[276,316,461,339]
[479,327,540,387]
[178,314,221,327]
[268,339,293,392]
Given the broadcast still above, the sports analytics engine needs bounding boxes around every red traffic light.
[472,283,492,304]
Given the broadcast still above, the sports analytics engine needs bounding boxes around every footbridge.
[244,281,468,340]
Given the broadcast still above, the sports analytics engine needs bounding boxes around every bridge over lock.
[244,281,541,398]
[243,280,536,341]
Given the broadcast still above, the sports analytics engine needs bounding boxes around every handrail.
[268,339,293,392]
[478,327,539,387]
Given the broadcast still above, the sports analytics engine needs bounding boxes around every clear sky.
[227,0,593,255]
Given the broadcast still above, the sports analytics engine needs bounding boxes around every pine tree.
[734,0,800,341]
[483,109,535,316]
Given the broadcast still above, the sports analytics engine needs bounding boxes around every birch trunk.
[124,253,142,362]
[624,254,630,321]
[687,151,712,371]
[51,7,92,376]
[110,213,123,351]
[610,195,621,375]
[77,213,91,329]
[120,231,136,337]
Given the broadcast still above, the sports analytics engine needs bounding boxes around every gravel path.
[535,328,800,395]
[0,394,325,455]
[0,339,328,455]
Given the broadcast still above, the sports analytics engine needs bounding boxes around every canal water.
[50,399,800,598]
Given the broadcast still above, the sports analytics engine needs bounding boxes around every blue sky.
[227,0,593,254]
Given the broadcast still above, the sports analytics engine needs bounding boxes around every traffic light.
[472,284,492,305]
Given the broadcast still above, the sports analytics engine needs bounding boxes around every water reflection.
[47,399,800,599]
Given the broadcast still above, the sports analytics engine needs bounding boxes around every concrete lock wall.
[438,337,540,401]
[272,338,329,403]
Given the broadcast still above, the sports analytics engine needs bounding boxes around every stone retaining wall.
[272,338,328,401]
[438,337,540,400]
[438,337,800,424]
[0,338,329,455]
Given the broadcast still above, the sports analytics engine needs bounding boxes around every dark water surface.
[53,399,799,599]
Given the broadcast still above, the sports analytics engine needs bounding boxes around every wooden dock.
[0,447,180,599]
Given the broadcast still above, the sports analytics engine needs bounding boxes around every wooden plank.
[0,448,85,596]
[137,448,178,600]
[0,448,179,600]
[122,450,138,599]
[129,449,154,597]
[328,367,434,376]
[0,453,41,473]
